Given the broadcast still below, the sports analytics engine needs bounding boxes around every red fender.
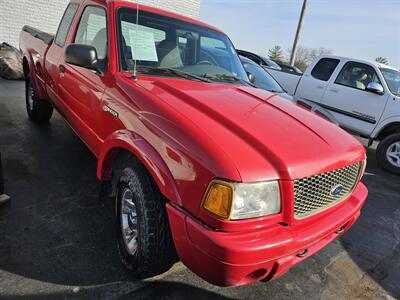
[97,130,182,206]
[23,54,48,100]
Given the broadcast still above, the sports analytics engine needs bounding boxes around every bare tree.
[268,46,284,62]
[375,57,389,65]
[286,46,333,71]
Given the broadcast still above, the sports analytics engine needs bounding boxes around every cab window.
[335,62,381,91]
[311,58,340,81]
[75,6,107,60]
[55,4,79,47]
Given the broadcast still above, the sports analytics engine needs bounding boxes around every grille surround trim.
[293,162,362,220]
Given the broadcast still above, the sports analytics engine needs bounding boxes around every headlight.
[359,157,368,180]
[203,180,281,220]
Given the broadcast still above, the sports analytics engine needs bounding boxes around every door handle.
[329,89,339,93]
[59,65,65,74]
[317,85,325,89]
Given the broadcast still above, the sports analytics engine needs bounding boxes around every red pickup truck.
[20,0,368,287]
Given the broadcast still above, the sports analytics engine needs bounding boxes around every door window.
[311,58,340,81]
[335,62,381,91]
[75,6,107,59]
[55,4,79,47]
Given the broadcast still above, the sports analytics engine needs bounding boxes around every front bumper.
[166,182,368,287]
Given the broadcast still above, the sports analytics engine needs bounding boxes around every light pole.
[290,0,308,67]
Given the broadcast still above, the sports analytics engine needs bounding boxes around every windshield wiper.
[136,67,212,83]
[203,73,256,87]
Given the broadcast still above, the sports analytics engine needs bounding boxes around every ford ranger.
[20,0,368,287]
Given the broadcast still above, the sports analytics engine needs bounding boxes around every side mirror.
[366,82,384,95]
[65,44,102,74]
[247,72,256,84]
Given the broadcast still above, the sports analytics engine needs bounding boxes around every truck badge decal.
[103,105,119,118]
[352,111,376,122]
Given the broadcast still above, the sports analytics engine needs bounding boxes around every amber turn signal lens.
[203,183,233,219]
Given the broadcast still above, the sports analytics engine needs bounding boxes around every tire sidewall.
[25,76,34,116]
[115,168,142,272]
[377,134,400,175]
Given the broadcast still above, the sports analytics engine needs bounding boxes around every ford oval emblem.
[330,185,344,196]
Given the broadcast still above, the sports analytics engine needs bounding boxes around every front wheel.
[376,134,400,175]
[115,159,176,278]
[25,75,53,123]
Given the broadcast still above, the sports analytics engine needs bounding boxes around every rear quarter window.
[55,4,79,47]
[311,58,340,81]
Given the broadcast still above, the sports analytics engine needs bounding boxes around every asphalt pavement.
[0,78,399,299]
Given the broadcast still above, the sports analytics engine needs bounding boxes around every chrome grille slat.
[294,162,362,219]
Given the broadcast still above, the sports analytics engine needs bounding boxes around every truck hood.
[137,78,365,181]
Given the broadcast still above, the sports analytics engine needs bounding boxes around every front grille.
[294,162,362,219]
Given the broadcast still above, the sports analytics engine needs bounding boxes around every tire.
[25,75,53,123]
[376,133,400,175]
[114,157,176,278]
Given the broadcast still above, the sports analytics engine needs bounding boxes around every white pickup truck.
[266,55,400,175]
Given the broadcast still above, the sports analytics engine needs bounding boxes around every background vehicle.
[20,0,368,287]
[239,56,289,96]
[275,61,303,75]
[240,56,338,125]
[237,49,281,70]
[244,53,400,175]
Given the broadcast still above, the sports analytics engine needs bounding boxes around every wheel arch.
[22,57,30,77]
[97,130,182,206]
[374,121,400,141]
[22,54,48,100]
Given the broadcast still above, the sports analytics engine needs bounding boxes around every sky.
[200,0,400,68]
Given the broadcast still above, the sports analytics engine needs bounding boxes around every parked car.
[20,0,368,287]
[275,61,303,75]
[240,56,339,125]
[237,49,282,70]
[239,56,288,95]
[267,55,400,175]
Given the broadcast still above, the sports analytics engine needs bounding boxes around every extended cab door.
[295,57,341,103]
[57,4,108,154]
[321,61,387,136]
[45,3,80,107]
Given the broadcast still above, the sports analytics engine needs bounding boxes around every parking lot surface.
[0,78,399,299]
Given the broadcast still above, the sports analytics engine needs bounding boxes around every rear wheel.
[25,75,53,123]
[114,157,176,278]
[376,134,400,175]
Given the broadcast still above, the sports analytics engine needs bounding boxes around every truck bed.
[22,26,54,45]
[19,26,55,100]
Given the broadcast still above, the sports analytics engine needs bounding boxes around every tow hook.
[296,249,308,258]
[335,224,347,234]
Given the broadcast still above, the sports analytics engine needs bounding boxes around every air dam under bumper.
[166,182,368,287]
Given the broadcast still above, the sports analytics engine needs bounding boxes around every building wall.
[0,0,201,48]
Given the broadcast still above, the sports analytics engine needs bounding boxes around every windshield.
[241,59,284,93]
[117,8,248,83]
[380,68,400,96]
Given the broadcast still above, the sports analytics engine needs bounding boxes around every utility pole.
[290,0,308,67]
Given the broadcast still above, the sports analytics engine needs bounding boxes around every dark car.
[237,49,281,70]
[275,62,303,75]
[240,56,290,96]
[240,56,339,125]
